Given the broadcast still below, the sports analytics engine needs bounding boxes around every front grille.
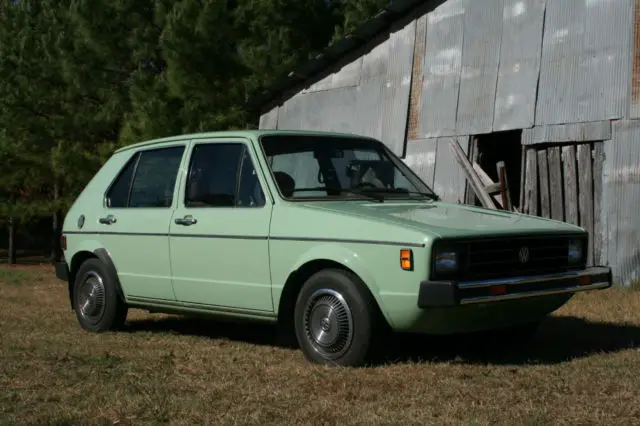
[432,234,586,282]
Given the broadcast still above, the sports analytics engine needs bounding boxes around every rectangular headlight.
[568,239,583,264]
[435,250,458,273]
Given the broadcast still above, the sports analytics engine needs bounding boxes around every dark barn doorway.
[468,130,523,209]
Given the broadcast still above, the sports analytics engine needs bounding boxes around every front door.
[168,138,274,313]
[97,143,186,301]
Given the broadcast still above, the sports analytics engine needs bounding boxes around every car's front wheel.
[73,258,128,332]
[294,268,378,367]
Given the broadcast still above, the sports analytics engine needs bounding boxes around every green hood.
[298,200,585,240]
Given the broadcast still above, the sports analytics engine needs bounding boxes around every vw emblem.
[519,247,530,264]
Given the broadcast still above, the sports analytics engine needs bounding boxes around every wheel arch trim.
[277,243,393,327]
[68,246,126,310]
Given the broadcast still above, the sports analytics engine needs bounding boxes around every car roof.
[114,129,372,154]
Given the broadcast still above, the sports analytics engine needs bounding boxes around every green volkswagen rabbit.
[55,130,612,366]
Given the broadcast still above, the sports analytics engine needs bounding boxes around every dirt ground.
[1,265,639,425]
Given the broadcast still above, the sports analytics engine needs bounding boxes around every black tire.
[73,258,128,332]
[293,268,379,367]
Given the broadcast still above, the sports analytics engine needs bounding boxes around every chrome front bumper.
[417,266,612,308]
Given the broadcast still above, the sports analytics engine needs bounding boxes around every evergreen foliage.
[0,0,390,262]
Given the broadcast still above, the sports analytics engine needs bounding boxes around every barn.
[256,0,640,286]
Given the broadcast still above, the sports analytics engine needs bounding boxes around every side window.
[106,153,139,208]
[106,146,185,208]
[185,143,265,208]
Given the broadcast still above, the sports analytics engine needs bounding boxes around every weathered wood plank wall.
[522,142,605,266]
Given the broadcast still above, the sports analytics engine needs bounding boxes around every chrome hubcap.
[303,289,354,359]
[77,271,106,323]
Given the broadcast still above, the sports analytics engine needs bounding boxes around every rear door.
[168,138,275,313]
[98,143,186,301]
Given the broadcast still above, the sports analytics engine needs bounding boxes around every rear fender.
[67,242,126,309]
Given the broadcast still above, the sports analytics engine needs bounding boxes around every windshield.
[259,134,439,202]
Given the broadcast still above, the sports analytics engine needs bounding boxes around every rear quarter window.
[105,146,185,208]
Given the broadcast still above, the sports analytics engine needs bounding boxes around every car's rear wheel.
[294,268,377,367]
[74,258,128,332]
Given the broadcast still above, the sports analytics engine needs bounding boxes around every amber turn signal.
[400,249,413,271]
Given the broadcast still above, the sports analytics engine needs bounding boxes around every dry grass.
[1,265,640,425]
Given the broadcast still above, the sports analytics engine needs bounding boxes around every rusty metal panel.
[493,0,546,131]
[455,0,504,135]
[380,19,416,157]
[432,136,470,203]
[406,14,428,141]
[536,0,633,125]
[259,106,279,129]
[521,121,612,144]
[302,57,363,94]
[420,0,466,138]
[404,138,438,187]
[602,120,640,285]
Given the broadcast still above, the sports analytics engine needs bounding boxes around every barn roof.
[251,0,427,111]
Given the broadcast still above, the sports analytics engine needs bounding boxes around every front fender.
[288,243,394,326]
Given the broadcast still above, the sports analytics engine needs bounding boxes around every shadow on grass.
[123,314,640,366]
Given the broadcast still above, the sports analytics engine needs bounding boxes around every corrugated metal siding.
[630,0,640,117]
[275,93,304,131]
[419,0,466,138]
[602,120,640,286]
[354,76,387,139]
[455,0,503,135]
[521,121,612,145]
[380,21,416,157]
[536,0,633,125]
[361,34,391,81]
[432,136,470,203]
[301,57,363,94]
[276,87,360,134]
[259,106,279,129]
[380,20,416,157]
[404,138,438,187]
[493,0,546,131]
[352,37,392,139]
[272,18,416,157]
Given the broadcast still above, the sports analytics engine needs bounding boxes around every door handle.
[98,215,117,225]
[174,215,197,226]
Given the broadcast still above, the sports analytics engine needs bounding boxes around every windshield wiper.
[361,188,440,201]
[339,188,385,202]
[293,187,385,202]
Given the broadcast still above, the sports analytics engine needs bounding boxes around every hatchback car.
[55,130,612,366]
